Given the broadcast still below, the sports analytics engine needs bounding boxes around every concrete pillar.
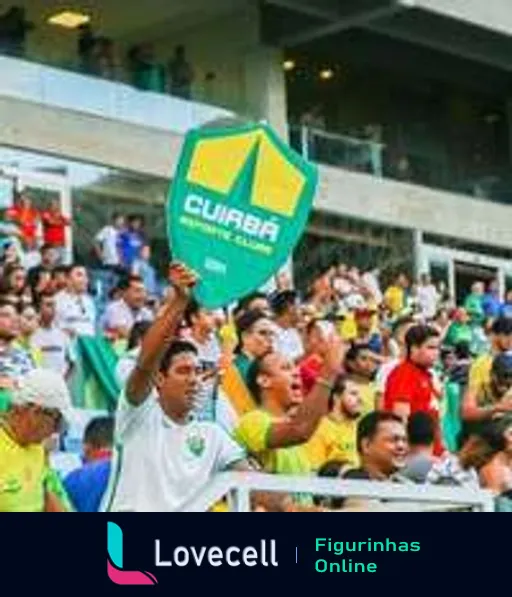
[412,229,424,280]
[242,46,289,140]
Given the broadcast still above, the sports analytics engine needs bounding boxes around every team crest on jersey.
[186,432,206,457]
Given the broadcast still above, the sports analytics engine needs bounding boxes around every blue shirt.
[118,230,143,269]
[482,293,501,318]
[64,459,111,512]
[500,303,512,319]
[132,258,158,297]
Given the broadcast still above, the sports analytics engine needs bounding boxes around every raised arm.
[267,335,346,448]
[125,263,196,406]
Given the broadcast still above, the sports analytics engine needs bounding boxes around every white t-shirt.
[54,291,96,337]
[32,324,73,376]
[192,334,222,422]
[274,325,304,362]
[417,284,439,319]
[102,391,246,512]
[95,225,120,266]
[102,299,153,333]
[115,347,140,387]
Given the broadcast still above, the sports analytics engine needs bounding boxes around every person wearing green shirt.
[444,308,472,348]
[464,282,485,325]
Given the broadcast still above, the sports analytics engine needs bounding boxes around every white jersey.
[274,326,304,362]
[102,390,245,512]
[54,291,96,336]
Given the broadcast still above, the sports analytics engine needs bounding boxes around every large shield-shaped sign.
[167,122,318,308]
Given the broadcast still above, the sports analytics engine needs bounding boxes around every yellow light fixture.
[283,59,296,71]
[319,68,334,80]
[48,11,90,29]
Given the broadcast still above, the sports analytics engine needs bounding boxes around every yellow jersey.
[468,353,493,402]
[304,415,359,471]
[0,426,46,512]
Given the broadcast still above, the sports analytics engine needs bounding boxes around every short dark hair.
[127,321,151,351]
[159,340,198,374]
[492,317,512,336]
[184,298,202,327]
[83,416,114,449]
[356,411,403,453]
[405,325,439,356]
[329,374,346,410]
[344,343,372,374]
[235,309,269,338]
[407,411,435,447]
[40,243,54,254]
[53,265,70,277]
[118,274,143,291]
[246,353,273,405]
[271,290,297,317]
[235,292,268,317]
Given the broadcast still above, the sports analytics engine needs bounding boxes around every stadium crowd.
[1,190,512,512]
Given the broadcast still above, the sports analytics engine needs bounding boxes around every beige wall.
[1,96,511,250]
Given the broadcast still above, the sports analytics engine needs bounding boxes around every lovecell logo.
[107,522,158,586]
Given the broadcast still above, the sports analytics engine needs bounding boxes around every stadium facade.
[1,0,512,297]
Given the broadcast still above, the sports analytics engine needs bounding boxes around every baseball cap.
[12,369,72,413]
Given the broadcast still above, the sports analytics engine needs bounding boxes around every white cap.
[12,369,72,412]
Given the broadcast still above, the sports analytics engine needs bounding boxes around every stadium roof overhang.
[261,0,512,73]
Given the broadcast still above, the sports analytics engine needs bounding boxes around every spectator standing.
[127,44,166,92]
[500,289,512,319]
[115,321,151,387]
[118,214,144,271]
[64,416,114,513]
[102,275,153,340]
[54,265,96,337]
[0,6,33,58]
[40,199,70,260]
[464,281,485,325]
[27,244,58,292]
[183,299,221,422]
[384,273,409,316]
[482,279,501,319]
[32,293,74,378]
[272,290,304,362]
[6,191,39,249]
[95,213,124,270]
[132,244,158,298]
[353,307,382,354]
[77,23,96,73]
[417,273,439,320]
[383,324,443,455]
[168,45,194,99]
[444,307,472,348]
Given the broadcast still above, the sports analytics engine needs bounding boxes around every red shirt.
[6,204,39,244]
[41,210,70,246]
[299,354,323,394]
[384,359,443,455]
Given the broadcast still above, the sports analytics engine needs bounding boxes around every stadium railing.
[183,472,495,512]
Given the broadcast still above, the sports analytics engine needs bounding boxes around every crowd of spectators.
[1,189,512,512]
[0,6,195,99]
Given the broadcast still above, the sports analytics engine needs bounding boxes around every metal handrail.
[182,471,495,512]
